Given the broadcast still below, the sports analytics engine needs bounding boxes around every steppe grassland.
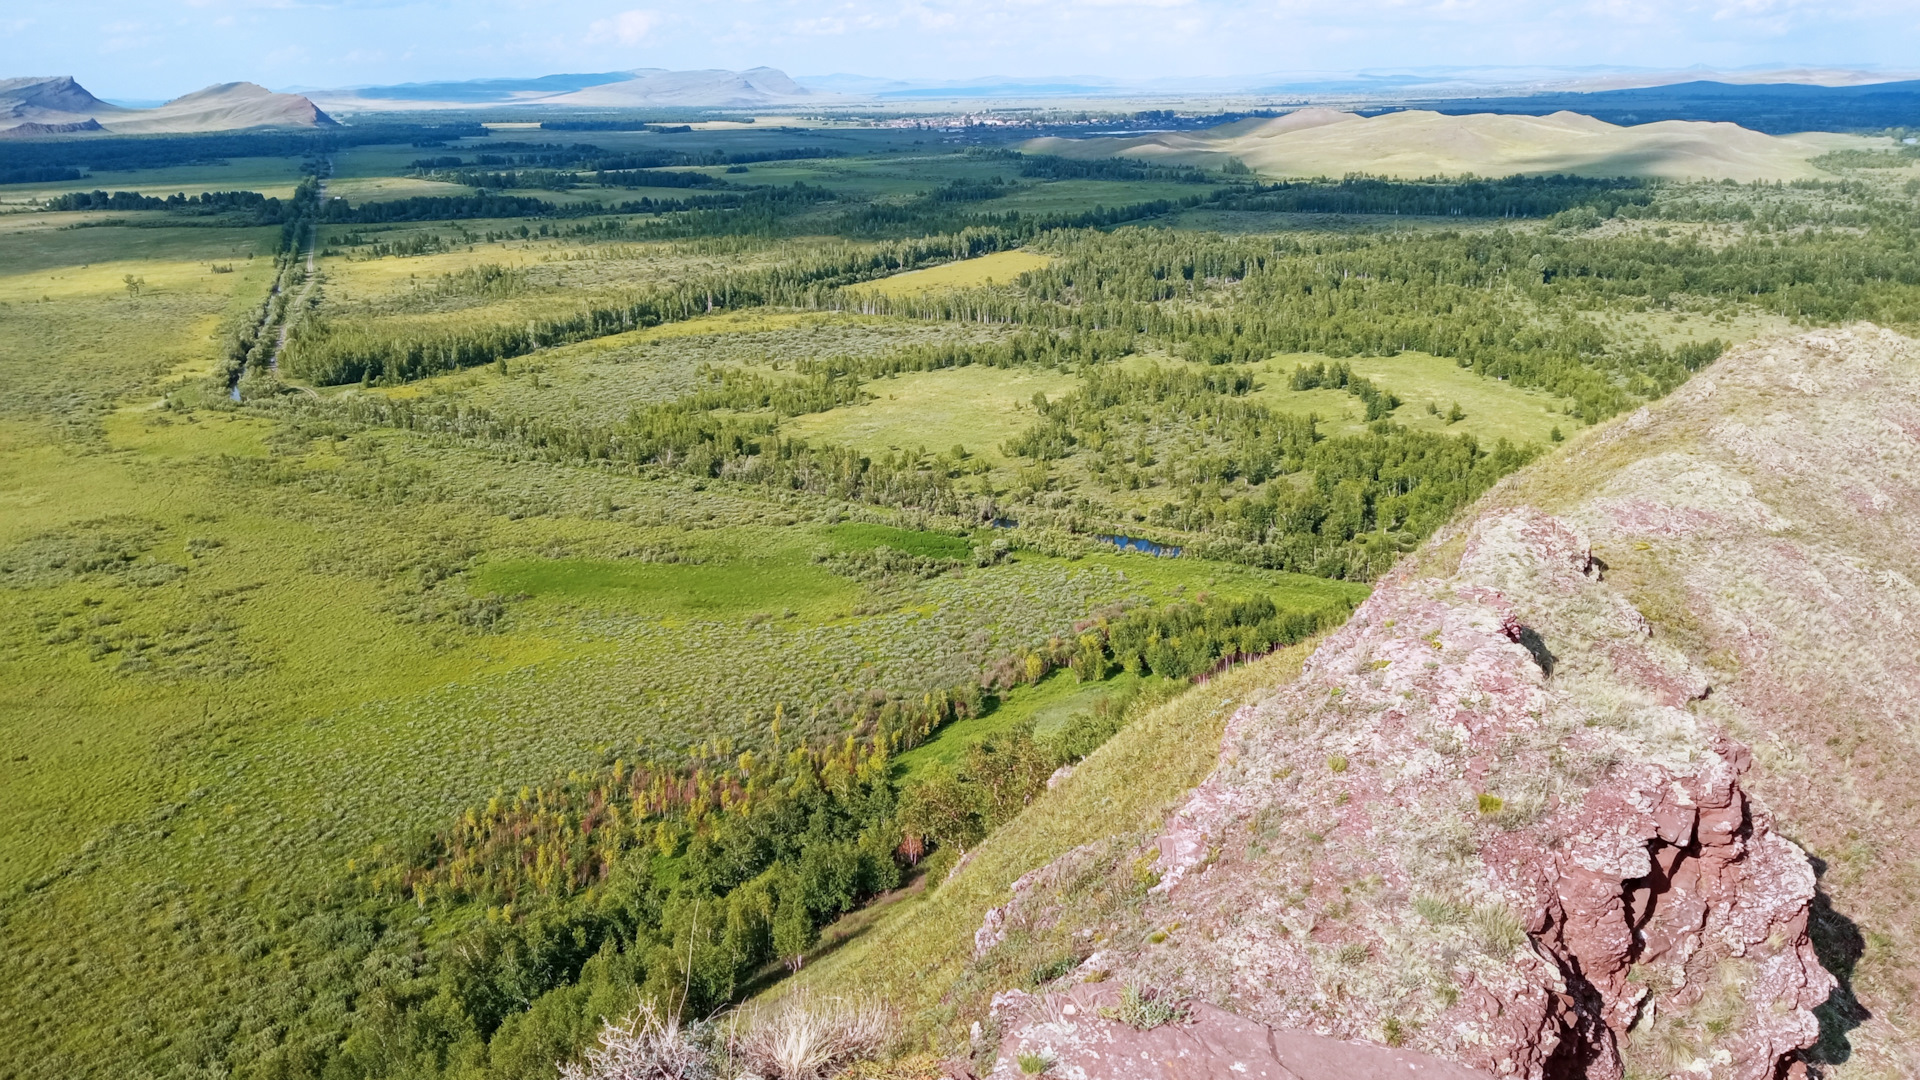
[368,310,1018,426]
[322,175,476,202]
[782,363,1082,464]
[1252,352,1572,443]
[0,212,274,279]
[0,154,313,206]
[0,189,1374,1064]
[0,217,279,416]
[15,131,1913,1079]
[781,343,1570,482]
[859,248,1055,295]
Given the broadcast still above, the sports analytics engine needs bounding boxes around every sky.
[4,0,1918,101]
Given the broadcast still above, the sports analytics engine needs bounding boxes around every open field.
[2,120,1918,1080]
[0,155,314,205]
[783,363,1079,461]
[858,248,1054,295]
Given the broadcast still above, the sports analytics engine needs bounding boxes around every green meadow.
[3,120,1915,1080]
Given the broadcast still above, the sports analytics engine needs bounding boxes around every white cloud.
[588,8,661,45]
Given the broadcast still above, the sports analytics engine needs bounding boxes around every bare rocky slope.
[811,327,1920,1079]
[0,77,333,134]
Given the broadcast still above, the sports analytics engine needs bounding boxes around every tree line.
[121,590,1334,1080]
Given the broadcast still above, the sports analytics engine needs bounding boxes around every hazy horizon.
[5,0,1917,102]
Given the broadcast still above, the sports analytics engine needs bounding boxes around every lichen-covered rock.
[983,983,1496,1080]
[980,328,1920,1080]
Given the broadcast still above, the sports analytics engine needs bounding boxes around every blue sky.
[5,0,1917,100]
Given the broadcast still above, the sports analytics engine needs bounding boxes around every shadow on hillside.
[1804,856,1869,1071]
[734,864,931,1001]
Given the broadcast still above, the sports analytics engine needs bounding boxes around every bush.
[729,991,891,1080]
[560,1004,714,1080]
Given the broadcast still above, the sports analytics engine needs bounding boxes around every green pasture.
[782,363,1080,464]
[861,248,1053,295]
[988,178,1215,213]
[324,175,476,202]
[474,544,858,619]
[822,521,973,559]
[6,131,1903,1080]
[1251,351,1573,444]
[890,669,1173,778]
[372,310,1010,425]
[0,217,276,280]
[0,155,311,204]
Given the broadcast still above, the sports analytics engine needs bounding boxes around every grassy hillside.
[793,646,1312,1041]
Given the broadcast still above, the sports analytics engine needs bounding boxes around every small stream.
[1096,534,1182,557]
[988,519,1183,557]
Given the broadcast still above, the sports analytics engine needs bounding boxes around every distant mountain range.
[3,66,1915,138]
[791,66,1920,102]
[310,67,819,112]
[303,65,1920,131]
[0,77,333,136]
[1023,107,1872,182]
[1398,79,1920,135]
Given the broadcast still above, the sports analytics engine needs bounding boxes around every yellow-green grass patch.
[1251,351,1571,445]
[472,550,859,619]
[783,364,1081,463]
[891,669,1168,777]
[323,176,475,203]
[0,156,310,204]
[822,522,975,559]
[0,223,277,283]
[861,249,1054,296]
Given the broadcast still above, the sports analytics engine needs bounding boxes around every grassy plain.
[1253,351,1572,443]
[4,124,1913,1080]
[784,363,1080,462]
[858,249,1054,296]
[0,155,313,206]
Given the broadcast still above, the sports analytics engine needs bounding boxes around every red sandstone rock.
[984,984,1497,1080]
[972,329,1920,1080]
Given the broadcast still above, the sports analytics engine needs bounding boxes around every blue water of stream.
[1096,534,1182,557]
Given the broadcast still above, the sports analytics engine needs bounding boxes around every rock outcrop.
[981,328,1920,1079]
[985,983,1497,1080]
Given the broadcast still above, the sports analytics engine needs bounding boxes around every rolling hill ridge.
[1021,107,1878,181]
[0,77,334,136]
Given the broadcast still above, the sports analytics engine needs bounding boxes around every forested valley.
[3,116,1918,1080]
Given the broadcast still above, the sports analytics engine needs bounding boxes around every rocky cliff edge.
[978,327,1920,1080]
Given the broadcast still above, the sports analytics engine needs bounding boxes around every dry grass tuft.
[561,1004,712,1080]
[730,990,892,1080]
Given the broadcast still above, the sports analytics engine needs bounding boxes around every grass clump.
[1411,894,1466,925]
[1469,903,1529,956]
[1103,984,1186,1031]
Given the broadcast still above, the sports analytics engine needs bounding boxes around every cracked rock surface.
[981,328,1920,1080]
